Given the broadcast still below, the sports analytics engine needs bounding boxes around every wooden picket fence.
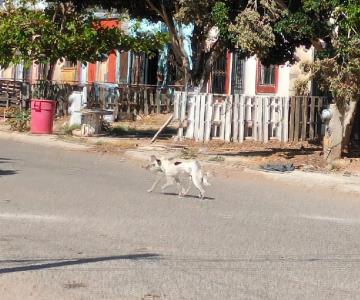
[174,92,327,143]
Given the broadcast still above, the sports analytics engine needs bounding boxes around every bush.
[5,107,30,132]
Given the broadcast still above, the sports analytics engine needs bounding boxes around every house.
[209,46,314,97]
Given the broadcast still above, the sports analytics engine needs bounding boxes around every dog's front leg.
[147,174,161,193]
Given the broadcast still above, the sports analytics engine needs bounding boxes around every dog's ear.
[156,159,162,167]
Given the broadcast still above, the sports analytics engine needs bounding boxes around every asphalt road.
[1,138,360,300]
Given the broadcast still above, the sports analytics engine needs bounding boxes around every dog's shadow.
[161,192,215,201]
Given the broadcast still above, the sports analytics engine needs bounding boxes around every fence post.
[301,96,308,140]
[173,91,180,120]
[219,100,226,140]
[239,95,245,143]
[185,94,196,139]
[155,89,161,114]
[232,94,239,142]
[263,97,269,143]
[198,94,206,142]
[204,94,213,142]
[177,92,187,140]
[309,97,315,140]
[282,97,289,143]
[225,95,232,142]
[194,94,201,141]
[144,89,149,116]
[294,96,301,142]
[289,96,296,141]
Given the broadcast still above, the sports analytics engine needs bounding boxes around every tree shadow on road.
[0,170,17,176]
[0,253,160,274]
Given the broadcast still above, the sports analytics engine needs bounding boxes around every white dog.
[145,155,210,199]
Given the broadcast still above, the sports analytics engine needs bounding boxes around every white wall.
[243,56,257,95]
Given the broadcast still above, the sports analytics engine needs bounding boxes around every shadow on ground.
[110,126,177,140]
[0,253,161,274]
[212,146,322,159]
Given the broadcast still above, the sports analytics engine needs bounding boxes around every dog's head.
[144,155,163,172]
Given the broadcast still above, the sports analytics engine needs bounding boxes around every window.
[256,61,278,94]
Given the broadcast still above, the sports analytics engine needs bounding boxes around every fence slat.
[289,97,296,141]
[219,100,226,140]
[263,97,269,143]
[198,94,206,142]
[173,91,180,120]
[239,95,245,143]
[301,96,308,140]
[282,97,289,142]
[316,97,324,139]
[204,94,213,142]
[225,96,232,142]
[294,97,301,142]
[232,94,239,142]
[194,95,201,141]
[309,97,315,139]
[155,90,161,114]
[178,92,187,140]
[185,95,196,139]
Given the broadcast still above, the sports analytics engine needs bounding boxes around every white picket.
[224,96,231,142]
[185,95,196,139]
[238,95,245,143]
[204,94,213,142]
[232,94,239,142]
[263,97,269,143]
[198,94,206,142]
[194,95,201,140]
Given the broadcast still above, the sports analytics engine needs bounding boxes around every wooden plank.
[149,90,154,113]
[155,89,161,114]
[204,94,213,142]
[263,97,269,143]
[194,95,201,141]
[173,91,180,120]
[301,96,308,140]
[212,104,220,137]
[232,94,240,142]
[144,89,149,116]
[254,97,259,141]
[289,96,296,141]
[225,95,232,142]
[316,97,324,138]
[185,95,196,139]
[151,115,173,143]
[198,94,206,142]
[219,100,226,140]
[309,96,315,140]
[178,92,187,140]
[275,97,282,141]
[294,96,301,142]
[282,97,289,142]
[238,95,245,143]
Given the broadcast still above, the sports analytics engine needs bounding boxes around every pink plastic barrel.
[30,99,56,134]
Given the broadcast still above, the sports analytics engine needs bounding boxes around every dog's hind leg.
[161,176,175,193]
[182,176,192,197]
[174,176,185,197]
[192,174,206,199]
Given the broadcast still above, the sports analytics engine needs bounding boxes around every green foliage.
[0,1,168,70]
[5,108,31,132]
[61,124,81,135]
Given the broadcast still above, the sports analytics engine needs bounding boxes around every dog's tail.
[202,172,211,186]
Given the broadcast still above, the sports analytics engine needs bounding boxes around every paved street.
[1,137,360,299]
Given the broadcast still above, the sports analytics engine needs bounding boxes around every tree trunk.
[323,101,358,162]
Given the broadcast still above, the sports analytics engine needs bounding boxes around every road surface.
[0,138,360,299]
